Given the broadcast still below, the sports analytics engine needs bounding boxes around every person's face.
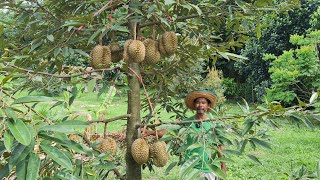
[194,97,210,114]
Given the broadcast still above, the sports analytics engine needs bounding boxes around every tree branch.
[136,115,243,129]
[5,63,121,79]
[89,114,131,124]
[140,13,201,28]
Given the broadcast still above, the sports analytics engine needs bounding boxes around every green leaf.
[165,161,177,175]
[179,157,199,178]
[218,52,229,60]
[0,25,3,35]
[207,164,226,179]
[69,86,78,106]
[309,92,318,104]
[4,107,18,122]
[0,164,9,179]
[40,144,73,170]
[224,149,242,156]
[39,133,91,155]
[241,122,254,136]
[47,34,54,42]
[12,96,56,104]
[16,159,27,180]
[247,154,262,165]
[26,153,40,180]
[164,0,175,5]
[54,47,61,57]
[240,139,248,153]
[249,138,272,150]
[39,120,89,133]
[4,131,14,152]
[87,29,102,45]
[30,40,43,52]
[7,119,32,146]
[110,25,129,33]
[9,140,34,170]
[74,49,89,58]
[316,161,320,179]
[87,79,96,93]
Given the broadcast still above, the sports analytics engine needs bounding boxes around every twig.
[93,0,114,17]
[112,168,125,180]
[89,114,131,124]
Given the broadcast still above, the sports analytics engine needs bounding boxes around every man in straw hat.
[184,90,226,179]
[144,90,226,179]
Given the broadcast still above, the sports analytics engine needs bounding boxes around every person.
[143,90,226,179]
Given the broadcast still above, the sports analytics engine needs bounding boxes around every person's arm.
[218,145,227,174]
[143,129,167,138]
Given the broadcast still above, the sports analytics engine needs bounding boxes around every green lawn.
[7,90,320,179]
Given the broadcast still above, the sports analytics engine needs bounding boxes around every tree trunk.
[125,1,141,179]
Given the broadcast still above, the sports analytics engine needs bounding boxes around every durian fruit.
[158,31,177,56]
[90,45,104,69]
[127,40,145,63]
[96,137,117,158]
[131,138,149,164]
[123,39,133,62]
[101,46,112,68]
[90,45,112,69]
[110,42,123,63]
[150,141,169,167]
[143,38,161,64]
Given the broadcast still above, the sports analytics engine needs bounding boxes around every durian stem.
[103,122,108,138]
[99,32,103,45]
[133,22,137,40]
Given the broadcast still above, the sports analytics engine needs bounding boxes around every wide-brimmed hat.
[185,90,217,110]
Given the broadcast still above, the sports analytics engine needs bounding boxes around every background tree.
[219,0,320,103]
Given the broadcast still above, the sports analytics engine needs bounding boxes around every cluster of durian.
[89,31,177,68]
[89,42,122,69]
[131,138,169,167]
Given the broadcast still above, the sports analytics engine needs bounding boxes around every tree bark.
[125,1,142,178]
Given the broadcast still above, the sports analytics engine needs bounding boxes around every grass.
[6,90,320,179]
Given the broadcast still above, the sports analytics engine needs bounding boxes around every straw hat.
[185,90,217,110]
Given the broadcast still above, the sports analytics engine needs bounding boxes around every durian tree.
[0,0,311,179]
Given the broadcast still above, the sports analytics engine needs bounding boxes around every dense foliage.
[220,0,320,103]
[265,30,320,104]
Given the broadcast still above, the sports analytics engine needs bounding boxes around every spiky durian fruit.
[90,45,104,69]
[150,141,169,167]
[101,46,112,68]
[127,40,145,63]
[131,138,149,164]
[143,38,161,64]
[110,42,123,63]
[96,137,117,158]
[158,31,177,56]
[123,39,133,62]
[90,45,112,69]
